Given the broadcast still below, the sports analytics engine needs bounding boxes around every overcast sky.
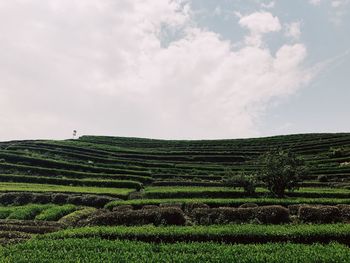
[0,0,349,141]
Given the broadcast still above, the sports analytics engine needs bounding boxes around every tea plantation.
[0,133,349,262]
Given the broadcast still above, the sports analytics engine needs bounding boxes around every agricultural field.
[0,133,349,262]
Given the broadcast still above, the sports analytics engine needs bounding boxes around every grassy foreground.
[0,238,349,263]
[40,224,350,244]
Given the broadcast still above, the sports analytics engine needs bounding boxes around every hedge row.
[4,238,350,262]
[41,224,350,245]
[152,181,226,187]
[105,198,350,210]
[0,192,116,208]
[35,204,77,221]
[0,219,62,234]
[0,174,142,190]
[82,207,186,226]
[0,151,151,176]
[0,162,153,183]
[58,207,97,226]
[192,206,289,224]
[142,189,350,199]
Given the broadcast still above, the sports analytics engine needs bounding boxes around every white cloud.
[308,0,350,25]
[285,21,301,40]
[330,0,350,25]
[214,6,222,16]
[331,0,343,7]
[309,0,321,5]
[0,1,312,140]
[239,11,281,46]
[261,1,275,9]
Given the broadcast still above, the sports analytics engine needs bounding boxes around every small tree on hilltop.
[258,149,307,198]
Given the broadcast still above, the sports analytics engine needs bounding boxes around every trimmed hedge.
[0,162,153,183]
[0,219,61,234]
[85,208,186,226]
[58,207,97,226]
[337,204,350,220]
[35,204,77,221]
[0,192,117,207]
[105,198,350,210]
[7,204,52,220]
[41,223,350,245]
[298,206,341,223]
[192,206,289,225]
[0,174,143,190]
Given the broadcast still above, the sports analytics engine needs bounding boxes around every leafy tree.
[225,169,257,195]
[258,149,307,197]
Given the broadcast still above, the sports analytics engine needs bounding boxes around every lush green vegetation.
[0,182,134,198]
[1,239,349,263]
[0,134,349,261]
[0,239,350,263]
[41,224,350,244]
[0,204,79,221]
[105,197,350,209]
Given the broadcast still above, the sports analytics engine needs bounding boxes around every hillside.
[0,133,349,262]
[0,133,350,193]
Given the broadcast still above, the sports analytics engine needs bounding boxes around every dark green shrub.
[288,204,308,215]
[184,203,209,213]
[225,170,257,195]
[258,150,307,197]
[336,204,350,220]
[157,208,186,225]
[254,205,289,224]
[239,203,258,208]
[86,209,158,226]
[218,208,255,223]
[0,208,13,219]
[159,203,182,209]
[112,205,133,212]
[78,195,113,208]
[36,204,77,221]
[7,205,51,220]
[52,193,70,204]
[32,194,52,204]
[191,208,216,224]
[86,208,186,226]
[142,205,159,210]
[14,192,34,205]
[329,147,346,158]
[193,206,289,225]
[66,196,83,205]
[0,220,61,234]
[298,205,340,223]
[318,175,329,183]
[0,193,18,205]
[192,207,256,224]
[128,191,143,200]
[58,207,97,226]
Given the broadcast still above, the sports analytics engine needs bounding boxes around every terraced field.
[0,133,349,262]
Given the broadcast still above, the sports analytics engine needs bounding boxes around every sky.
[0,0,349,141]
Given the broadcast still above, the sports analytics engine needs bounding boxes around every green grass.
[58,207,97,225]
[35,204,77,221]
[1,239,349,263]
[143,186,350,199]
[0,173,142,189]
[7,204,53,220]
[40,224,350,244]
[0,207,14,219]
[105,197,350,209]
[0,182,134,198]
[0,204,79,221]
